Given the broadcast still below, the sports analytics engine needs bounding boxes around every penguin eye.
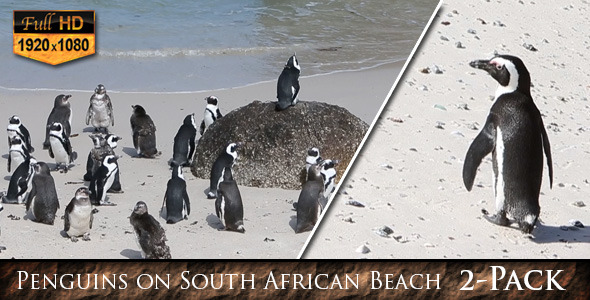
[496,64,503,70]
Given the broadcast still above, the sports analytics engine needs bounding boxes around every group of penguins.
[0,54,340,258]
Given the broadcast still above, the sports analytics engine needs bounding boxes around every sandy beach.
[0,61,402,259]
[304,0,590,259]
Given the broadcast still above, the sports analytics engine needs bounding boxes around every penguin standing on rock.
[200,96,223,136]
[90,155,118,206]
[48,122,77,172]
[130,105,159,158]
[162,165,190,224]
[26,162,59,225]
[306,147,322,176]
[207,142,241,199]
[463,55,553,234]
[64,187,93,242]
[216,166,245,232]
[276,54,301,111]
[296,163,325,233]
[43,94,72,150]
[7,115,34,153]
[86,84,114,134]
[2,157,36,204]
[8,136,29,174]
[130,201,171,259]
[172,114,197,167]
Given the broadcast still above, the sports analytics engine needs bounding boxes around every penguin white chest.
[494,127,505,212]
[68,205,92,236]
[91,101,109,127]
[49,137,69,164]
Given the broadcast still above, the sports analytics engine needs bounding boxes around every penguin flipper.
[16,175,29,199]
[215,193,222,219]
[463,115,496,191]
[106,96,114,126]
[25,184,36,212]
[199,120,205,136]
[7,156,10,173]
[540,122,553,188]
[183,189,191,216]
[89,212,93,229]
[216,109,223,119]
[86,103,92,125]
[48,146,55,159]
[20,126,33,153]
[292,80,300,102]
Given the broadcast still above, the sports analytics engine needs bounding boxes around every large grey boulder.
[191,100,368,189]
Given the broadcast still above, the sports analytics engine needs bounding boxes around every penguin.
[130,105,159,158]
[207,142,241,199]
[463,55,553,234]
[171,114,197,167]
[43,94,72,150]
[1,157,36,204]
[320,159,339,199]
[162,165,190,224]
[84,134,123,193]
[296,163,325,233]
[7,136,29,174]
[306,147,322,176]
[86,84,114,134]
[276,54,301,111]
[48,122,77,172]
[64,187,93,242]
[25,162,59,225]
[7,115,34,153]
[200,96,223,136]
[89,155,118,206]
[215,166,245,232]
[130,201,172,259]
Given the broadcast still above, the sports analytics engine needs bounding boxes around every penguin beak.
[65,94,72,100]
[469,59,495,72]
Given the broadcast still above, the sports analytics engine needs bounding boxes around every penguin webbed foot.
[82,233,91,241]
[481,209,513,227]
[70,236,79,242]
[206,191,216,199]
[0,245,6,252]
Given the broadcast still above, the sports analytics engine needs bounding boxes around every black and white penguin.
[130,201,171,259]
[320,159,339,199]
[64,187,93,242]
[86,84,114,134]
[0,204,4,252]
[306,147,322,176]
[89,155,118,206]
[84,134,123,193]
[200,96,223,136]
[48,122,77,172]
[276,54,301,111]
[25,162,59,225]
[7,136,29,174]
[463,55,553,234]
[207,142,241,199]
[171,114,197,167]
[7,115,34,153]
[295,163,325,233]
[130,105,159,158]
[43,94,72,150]
[1,157,36,204]
[162,165,190,224]
[215,166,245,233]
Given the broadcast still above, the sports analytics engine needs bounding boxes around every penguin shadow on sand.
[2,154,10,180]
[82,126,96,133]
[122,147,139,158]
[120,249,143,259]
[206,214,225,231]
[289,215,298,233]
[528,223,590,244]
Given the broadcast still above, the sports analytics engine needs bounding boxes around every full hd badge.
[13,10,95,65]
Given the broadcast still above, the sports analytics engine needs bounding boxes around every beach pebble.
[572,201,585,207]
[569,219,584,228]
[441,21,450,26]
[356,244,370,254]
[476,18,486,25]
[455,41,465,49]
[440,35,449,41]
[420,85,429,91]
[433,104,447,111]
[435,121,445,129]
[380,163,393,169]
[263,237,275,242]
[467,29,477,34]
[523,43,538,51]
[451,131,465,137]
[343,217,355,223]
[346,200,366,208]
[373,226,394,238]
[424,243,435,248]
[493,20,506,27]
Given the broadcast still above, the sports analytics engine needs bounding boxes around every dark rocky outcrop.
[191,101,368,189]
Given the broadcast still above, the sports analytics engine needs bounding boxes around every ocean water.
[0,0,438,92]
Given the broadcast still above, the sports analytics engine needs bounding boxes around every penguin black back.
[163,165,190,224]
[130,201,171,259]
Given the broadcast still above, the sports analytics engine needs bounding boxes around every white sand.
[305,0,590,259]
[0,61,402,259]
